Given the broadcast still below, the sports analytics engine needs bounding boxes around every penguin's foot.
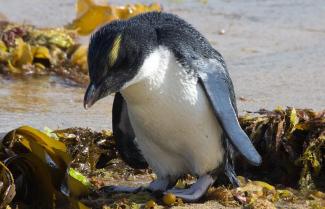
[100,178,170,194]
[165,174,214,202]
[100,185,144,193]
[147,178,170,192]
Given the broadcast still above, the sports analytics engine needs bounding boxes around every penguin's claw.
[165,174,214,202]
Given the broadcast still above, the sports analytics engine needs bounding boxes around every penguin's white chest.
[121,47,224,178]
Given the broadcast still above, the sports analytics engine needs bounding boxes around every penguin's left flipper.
[196,60,262,166]
[112,92,148,169]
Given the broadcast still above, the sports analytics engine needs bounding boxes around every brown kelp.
[0,21,89,85]
[0,126,91,209]
[66,0,161,35]
[238,107,325,190]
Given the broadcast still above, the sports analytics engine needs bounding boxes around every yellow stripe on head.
[108,34,122,67]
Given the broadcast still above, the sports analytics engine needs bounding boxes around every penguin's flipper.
[112,92,148,169]
[196,60,262,166]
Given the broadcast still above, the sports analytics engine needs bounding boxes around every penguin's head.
[84,21,157,109]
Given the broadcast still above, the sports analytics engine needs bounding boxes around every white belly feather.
[121,47,224,178]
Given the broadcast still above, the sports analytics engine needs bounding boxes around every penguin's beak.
[84,83,100,109]
[84,76,125,109]
[84,79,120,109]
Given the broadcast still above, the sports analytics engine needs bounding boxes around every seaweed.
[237,107,325,190]
[66,0,161,35]
[0,21,89,86]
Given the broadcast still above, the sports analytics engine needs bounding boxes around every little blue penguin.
[84,12,262,201]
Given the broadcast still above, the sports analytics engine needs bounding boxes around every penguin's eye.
[108,34,122,68]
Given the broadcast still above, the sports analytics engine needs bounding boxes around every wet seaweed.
[0,21,89,86]
[237,107,325,190]
[66,0,161,36]
[54,128,117,175]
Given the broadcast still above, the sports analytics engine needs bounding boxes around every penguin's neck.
[121,46,197,105]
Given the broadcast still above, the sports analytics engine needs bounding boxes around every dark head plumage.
[84,11,221,108]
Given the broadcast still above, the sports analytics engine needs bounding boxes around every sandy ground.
[0,0,324,129]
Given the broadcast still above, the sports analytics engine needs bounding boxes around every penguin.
[84,12,262,201]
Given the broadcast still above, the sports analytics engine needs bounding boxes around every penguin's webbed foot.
[100,178,171,194]
[165,174,214,202]
[100,185,144,193]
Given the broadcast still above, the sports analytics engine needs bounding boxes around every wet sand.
[0,0,324,133]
